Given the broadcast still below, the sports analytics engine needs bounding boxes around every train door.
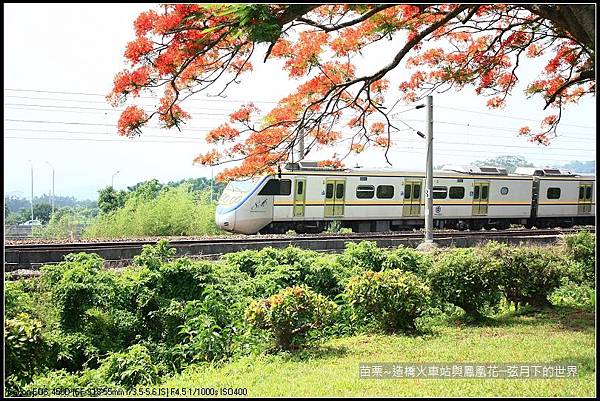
[324,179,345,217]
[402,180,422,217]
[578,182,593,214]
[472,182,490,215]
[334,180,346,216]
[293,178,306,217]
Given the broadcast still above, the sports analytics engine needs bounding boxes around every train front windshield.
[218,177,262,208]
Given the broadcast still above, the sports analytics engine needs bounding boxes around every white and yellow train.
[215,162,595,234]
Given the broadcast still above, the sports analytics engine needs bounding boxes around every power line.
[4,88,279,104]
[6,127,594,152]
[435,105,595,129]
[4,135,208,145]
[4,128,209,141]
[6,89,594,130]
[6,133,594,159]
[397,119,595,139]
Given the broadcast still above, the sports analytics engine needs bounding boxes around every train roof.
[282,161,595,179]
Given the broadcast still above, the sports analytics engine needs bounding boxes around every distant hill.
[560,160,595,173]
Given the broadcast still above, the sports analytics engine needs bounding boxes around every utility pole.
[111,170,120,188]
[424,95,434,243]
[45,161,55,214]
[290,126,305,165]
[297,127,305,162]
[210,166,214,203]
[417,95,437,251]
[28,160,34,221]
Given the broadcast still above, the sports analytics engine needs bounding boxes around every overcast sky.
[4,3,596,200]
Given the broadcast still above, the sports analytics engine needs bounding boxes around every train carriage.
[514,167,595,227]
[215,162,595,234]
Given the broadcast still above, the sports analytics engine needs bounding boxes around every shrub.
[564,231,596,286]
[174,286,244,366]
[245,286,338,350]
[5,313,49,393]
[383,246,432,277]
[43,327,106,373]
[99,344,163,388]
[344,269,431,333]
[337,241,388,273]
[23,368,114,396]
[157,258,221,300]
[5,280,35,319]
[428,248,503,318]
[251,258,342,299]
[41,253,117,332]
[31,207,92,239]
[494,246,566,308]
[223,249,262,276]
[224,246,320,277]
[550,281,595,310]
[84,186,222,238]
[133,239,177,270]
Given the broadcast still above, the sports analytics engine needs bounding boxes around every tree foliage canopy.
[109,4,595,181]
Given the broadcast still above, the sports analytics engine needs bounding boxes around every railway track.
[4,227,594,274]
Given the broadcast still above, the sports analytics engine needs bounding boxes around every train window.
[585,186,592,199]
[500,187,509,195]
[336,183,345,199]
[377,185,394,199]
[481,186,489,200]
[297,181,304,195]
[413,184,421,199]
[579,186,585,200]
[473,186,480,199]
[547,187,561,199]
[404,184,412,199]
[433,186,447,199]
[449,186,465,199]
[326,183,334,199]
[357,185,374,199]
[259,179,292,196]
[280,180,291,195]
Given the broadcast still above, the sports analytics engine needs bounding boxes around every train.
[215,161,595,235]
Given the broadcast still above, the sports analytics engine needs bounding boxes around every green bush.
[174,286,244,366]
[5,280,35,319]
[564,231,596,286]
[550,281,595,309]
[428,248,503,318]
[99,344,163,388]
[245,286,338,350]
[337,241,388,273]
[383,246,432,276]
[225,247,342,298]
[5,313,49,393]
[251,259,342,298]
[24,368,114,396]
[41,253,117,332]
[223,249,263,276]
[31,207,93,240]
[84,186,222,238]
[133,239,177,270]
[223,246,322,277]
[489,245,566,308]
[45,330,100,372]
[344,269,431,333]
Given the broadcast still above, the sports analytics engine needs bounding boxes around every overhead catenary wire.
[5,88,595,129]
[5,136,588,164]
[435,105,595,129]
[4,127,595,154]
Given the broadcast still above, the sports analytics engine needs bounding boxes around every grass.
[163,306,595,397]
